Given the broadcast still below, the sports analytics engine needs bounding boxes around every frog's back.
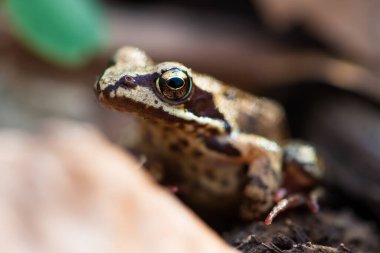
[192,73,288,142]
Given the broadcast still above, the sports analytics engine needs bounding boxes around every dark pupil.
[166,77,184,89]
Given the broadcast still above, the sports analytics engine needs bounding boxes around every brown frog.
[95,47,324,224]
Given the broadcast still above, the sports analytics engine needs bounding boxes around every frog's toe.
[265,187,324,225]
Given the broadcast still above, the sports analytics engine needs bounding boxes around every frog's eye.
[156,68,192,103]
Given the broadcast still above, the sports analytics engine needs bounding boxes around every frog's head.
[95,47,230,134]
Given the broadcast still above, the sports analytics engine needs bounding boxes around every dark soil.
[224,209,379,253]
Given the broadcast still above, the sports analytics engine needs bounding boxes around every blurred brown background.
[1,0,380,241]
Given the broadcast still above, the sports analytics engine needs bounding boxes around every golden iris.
[156,68,192,103]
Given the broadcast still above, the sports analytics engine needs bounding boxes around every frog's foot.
[265,188,323,225]
[141,159,178,193]
[264,141,325,224]
[165,185,179,193]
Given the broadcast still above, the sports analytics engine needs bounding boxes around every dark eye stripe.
[183,85,230,133]
[98,68,230,134]
[102,73,159,95]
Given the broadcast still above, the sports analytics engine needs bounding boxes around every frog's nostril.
[121,75,137,88]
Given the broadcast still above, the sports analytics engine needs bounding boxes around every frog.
[95,47,324,224]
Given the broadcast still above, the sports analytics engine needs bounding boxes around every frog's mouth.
[98,87,230,134]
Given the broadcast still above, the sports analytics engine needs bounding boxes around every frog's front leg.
[265,141,324,224]
[231,134,284,220]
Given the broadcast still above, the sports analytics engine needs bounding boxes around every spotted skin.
[95,47,323,221]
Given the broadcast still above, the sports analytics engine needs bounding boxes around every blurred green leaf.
[5,0,107,66]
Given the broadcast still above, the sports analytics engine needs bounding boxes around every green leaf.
[5,0,107,66]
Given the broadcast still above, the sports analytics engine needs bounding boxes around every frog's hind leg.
[282,141,324,190]
[265,141,325,225]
